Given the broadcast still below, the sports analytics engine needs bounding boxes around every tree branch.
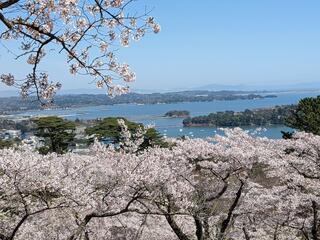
[312,201,319,240]
[218,181,244,240]
[0,0,19,10]
[194,215,204,240]
[0,12,12,28]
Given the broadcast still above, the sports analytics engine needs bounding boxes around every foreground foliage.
[0,139,13,149]
[0,129,319,239]
[285,96,320,135]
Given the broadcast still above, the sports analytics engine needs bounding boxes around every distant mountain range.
[0,82,319,97]
[192,82,320,92]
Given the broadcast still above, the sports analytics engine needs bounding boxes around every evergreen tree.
[85,117,167,150]
[34,116,75,154]
[285,96,320,135]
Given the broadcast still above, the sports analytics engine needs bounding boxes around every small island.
[164,110,190,118]
[264,94,278,98]
[183,105,295,127]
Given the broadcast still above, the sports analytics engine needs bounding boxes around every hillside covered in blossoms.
[1,128,320,239]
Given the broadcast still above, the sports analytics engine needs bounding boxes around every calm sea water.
[11,91,320,139]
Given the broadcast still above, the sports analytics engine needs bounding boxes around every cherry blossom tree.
[227,131,320,240]
[1,128,319,239]
[148,129,278,240]
[264,132,320,240]
[0,143,175,239]
[0,0,160,106]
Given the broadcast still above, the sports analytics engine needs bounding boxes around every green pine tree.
[34,116,76,154]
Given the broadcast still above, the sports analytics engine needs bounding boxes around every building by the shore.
[0,129,22,140]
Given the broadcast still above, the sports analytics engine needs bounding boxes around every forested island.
[183,105,295,127]
[164,110,190,118]
[0,90,276,114]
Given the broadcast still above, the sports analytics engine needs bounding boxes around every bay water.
[11,91,320,139]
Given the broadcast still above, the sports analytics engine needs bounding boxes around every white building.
[22,136,45,149]
[0,129,22,140]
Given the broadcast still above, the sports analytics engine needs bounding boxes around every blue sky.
[1,0,320,92]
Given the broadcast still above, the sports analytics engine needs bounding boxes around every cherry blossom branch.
[0,0,160,105]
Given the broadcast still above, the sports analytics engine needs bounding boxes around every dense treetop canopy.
[0,128,319,239]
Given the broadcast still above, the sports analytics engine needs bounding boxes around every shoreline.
[0,91,278,116]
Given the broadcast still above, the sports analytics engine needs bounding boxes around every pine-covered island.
[183,105,295,127]
[164,110,190,118]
